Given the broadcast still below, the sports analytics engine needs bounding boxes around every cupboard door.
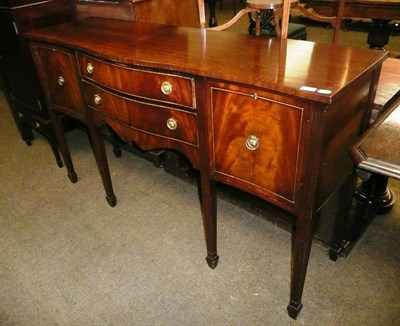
[32,44,85,120]
[210,86,304,203]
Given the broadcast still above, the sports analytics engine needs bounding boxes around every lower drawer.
[84,82,198,146]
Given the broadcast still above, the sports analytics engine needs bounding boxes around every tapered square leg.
[88,125,117,207]
[198,172,219,269]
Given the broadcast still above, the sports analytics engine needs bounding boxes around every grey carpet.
[1,6,400,325]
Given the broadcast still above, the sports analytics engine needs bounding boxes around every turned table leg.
[205,0,219,27]
[367,19,391,50]
[355,173,396,214]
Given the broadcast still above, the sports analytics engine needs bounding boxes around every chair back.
[296,0,345,44]
[280,0,291,39]
[199,0,344,45]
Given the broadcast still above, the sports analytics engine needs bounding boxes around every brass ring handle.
[58,76,65,86]
[94,94,102,105]
[87,62,94,74]
[161,81,172,95]
[245,135,260,151]
[166,117,177,130]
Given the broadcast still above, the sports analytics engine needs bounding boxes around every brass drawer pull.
[166,117,177,130]
[34,122,40,129]
[245,135,260,151]
[17,112,23,119]
[161,81,172,95]
[58,76,65,86]
[87,62,94,74]
[94,94,102,105]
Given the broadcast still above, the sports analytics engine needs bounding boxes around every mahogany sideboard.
[24,17,387,319]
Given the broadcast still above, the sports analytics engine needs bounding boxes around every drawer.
[31,44,84,119]
[84,82,198,146]
[15,110,47,133]
[210,86,304,203]
[78,54,195,109]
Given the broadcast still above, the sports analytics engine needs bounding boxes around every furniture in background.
[351,97,400,213]
[246,0,308,40]
[353,58,400,214]
[329,57,400,260]
[202,0,344,44]
[220,0,244,15]
[131,0,200,27]
[75,0,135,20]
[199,0,307,39]
[77,0,202,29]
[0,0,74,167]
[300,0,400,49]
[25,17,386,319]
[205,0,220,26]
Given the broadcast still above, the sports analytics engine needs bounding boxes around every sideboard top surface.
[23,17,388,104]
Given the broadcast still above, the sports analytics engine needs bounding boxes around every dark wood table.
[352,101,400,179]
[351,99,400,213]
[24,17,387,319]
[301,0,400,48]
[328,57,400,260]
[353,58,400,213]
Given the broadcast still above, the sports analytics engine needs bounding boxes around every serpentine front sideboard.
[24,17,387,319]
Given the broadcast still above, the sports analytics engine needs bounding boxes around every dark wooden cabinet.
[0,0,74,166]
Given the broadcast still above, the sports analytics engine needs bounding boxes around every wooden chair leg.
[255,10,261,35]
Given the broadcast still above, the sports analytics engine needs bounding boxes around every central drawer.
[84,82,198,146]
[78,54,196,109]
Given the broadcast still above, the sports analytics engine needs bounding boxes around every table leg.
[50,111,77,183]
[206,0,219,27]
[45,125,63,168]
[367,19,391,50]
[287,212,315,319]
[255,10,261,36]
[355,173,396,214]
[329,172,358,261]
[199,172,219,269]
[88,125,117,207]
